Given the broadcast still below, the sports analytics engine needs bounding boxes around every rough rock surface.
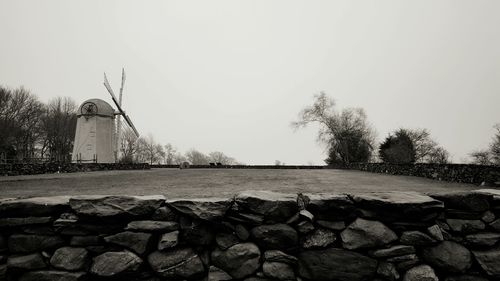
[148,248,205,279]
[302,228,336,249]
[208,266,232,281]
[50,247,89,271]
[472,249,500,277]
[251,224,298,250]
[216,232,240,250]
[298,248,377,281]
[465,232,500,247]
[19,271,87,281]
[263,261,295,280]
[157,231,179,250]
[0,196,70,217]
[8,234,65,253]
[7,253,46,270]
[422,241,472,273]
[430,192,491,212]
[353,192,443,221]
[304,193,355,220]
[264,250,297,264]
[69,195,164,219]
[211,243,261,279]
[125,220,178,232]
[167,198,233,221]
[341,218,397,249]
[403,264,438,281]
[234,191,298,222]
[370,245,416,258]
[104,231,152,255]
[400,231,436,246]
[90,250,142,277]
[446,219,486,233]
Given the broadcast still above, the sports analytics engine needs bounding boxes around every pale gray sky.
[1,1,499,164]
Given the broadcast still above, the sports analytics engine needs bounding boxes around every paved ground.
[0,168,491,199]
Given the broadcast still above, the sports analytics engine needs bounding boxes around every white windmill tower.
[72,69,139,163]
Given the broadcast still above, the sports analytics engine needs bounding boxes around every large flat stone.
[352,192,443,221]
[104,231,152,255]
[167,198,233,221]
[0,196,70,217]
[8,234,65,253]
[125,220,178,232]
[429,191,491,212]
[341,218,397,249]
[211,242,261,279]
[69,195,165,219]
[251,224,298,250]
[50,247,89,271]
[472,249,500,277]
[298,248,377,281]
[0,217,53,227]
[304,193,355,220]
[148,248,205,279]
[234,190,298,223]
[90,250,143,277]
[7,253,46,270]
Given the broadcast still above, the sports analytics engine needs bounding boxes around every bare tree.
[470,150,492,165]
[185,149,209,165]
[164,143,177,165]
[490,124,500,165]
[292,92,376,165]
[136,134,164,164]
[406,129,450,163]
[119,127,139,163]
[208,151,237,165]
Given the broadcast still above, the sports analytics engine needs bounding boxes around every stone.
[148,248,205,279]
[70,235,101,246]
[158,231,179,250]
[305,193,355,220]
[208,266,232,281]
[444,276,489,281]
[8,234,65,253]
[446,209,483,219]
[126,220,178,232]
[152,206,178,221]
[396,259,420,272]
[19,271,87,281]
[0,264,6,280]
[400,231,437,246]
[446,219,485,233]
[296,221,315,234]
[167,197,233,221]
[0,216,52,227]
[430,191,491,212]
[180,218,215,246]
[299,209,314,221]
[69,195,165,219]
[402,265,438,281]
[422,241,472,273]
[211,242,261,279]
[427,225,444,241]
[316,220,346,231]
[481,211,495,223]
[465,232,500,247]
[234,190,298,222]
[251,224,298,250]
[298,248,377,281]
[50,247,89,271]
[216,232,240,250]
[352,192,443,221]
[235,224,250,240]
[7,253,46,270]
[0,196,70,217]
[104,231,152,255]
[472,249,500,277]
[264,250,297,264]
[341,218,397,249]
[370,245,416,258]
[91,250,143,277]
[263,262,295,280]
[302,228,336,249]
[377,262,399,281]
[490,219,500,231]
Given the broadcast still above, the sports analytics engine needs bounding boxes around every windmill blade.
[119,68,126,98]
[103,72,119,101]
[123,114,140,137]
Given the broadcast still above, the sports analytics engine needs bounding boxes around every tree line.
[293,92,500,166]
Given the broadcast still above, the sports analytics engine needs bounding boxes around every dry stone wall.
[2,189,500,280]
[0,163,150,176]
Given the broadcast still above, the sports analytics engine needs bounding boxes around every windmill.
[72,68,139,163]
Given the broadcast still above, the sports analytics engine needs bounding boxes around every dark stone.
[157,231,179,250]
[263,261,295,280]
[444,276,489,281]
[180,218,215,246]
[148,248,205,279]
[167,198,233,221]
[387,254,419,263]
[90,250,143,277]
[211,242,261,279]
[264,250,297,264]
[465,232,500,247]
[234,190,298,222]
[8,234,65,253]
[369,245,415,258]
[402,265,438,281]
[400,231,437,246]
[69,195,164,219]
[0,196,69,218]
[151,206,177,221]
[341,218,397,249]
[481,211,495,223]
[235,224,250,240]
[296,221,315,234]
[70,235,101,246]
[0,216,52,227]
[7,253,46,270]
[22,226,55,235]
[422,241,472,273]
[377,262,399,281]
[305,193,355,220]
[352,192,443,222]
[125,220,178,232]
[19,271,87,281]
[316,220,346,231]
[208,266,232,281]
[50,247,89,271]
[298,248,377,281]
[302,228,336,249]
[104,231,152,255]
[427,225,444,241]
[445,209,483,219]
[472,249,500,277]
[299,209,314,221]
[216,232,240,250]
[251,224,298,250]
[430,191,491,212]
[446,219,485,233]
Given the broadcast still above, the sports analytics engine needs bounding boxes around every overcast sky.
[1,1,499,164]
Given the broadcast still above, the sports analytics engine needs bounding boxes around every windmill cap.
[77,98,115,117]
